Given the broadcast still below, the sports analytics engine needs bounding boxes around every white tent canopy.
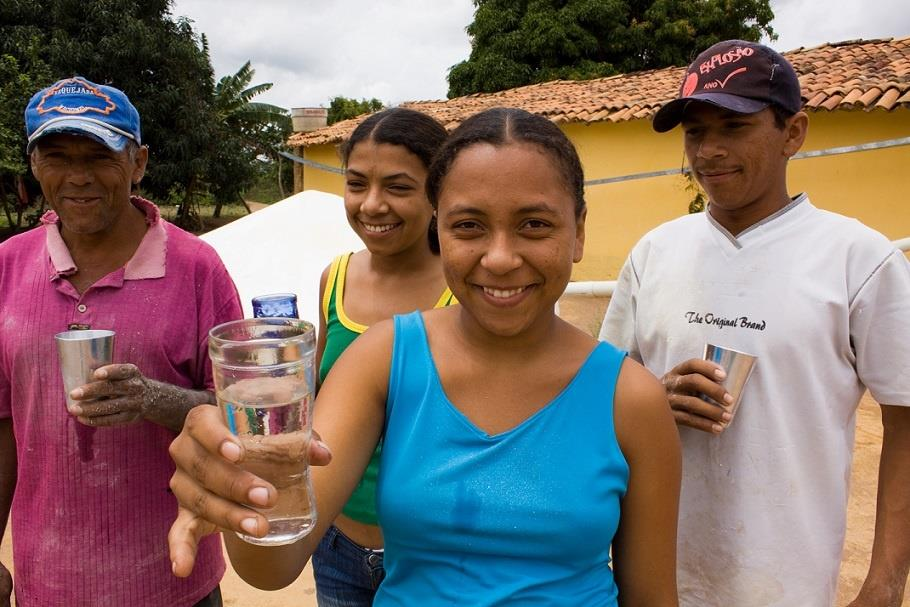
[200,190,362,324]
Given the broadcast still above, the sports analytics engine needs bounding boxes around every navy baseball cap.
[653,40,803,132]
[25,77,141,153]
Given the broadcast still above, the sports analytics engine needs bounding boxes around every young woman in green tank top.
[312,108,452,606]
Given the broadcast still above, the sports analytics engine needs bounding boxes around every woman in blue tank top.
[313,108,453,607]
[170,108,682,606]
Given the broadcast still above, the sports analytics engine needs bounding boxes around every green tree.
[46,0,216,226]
[0,25,52,232]
[327,96,385,125]
[0,0,217,231]
[447,0,776,97]
[207,61,291,217]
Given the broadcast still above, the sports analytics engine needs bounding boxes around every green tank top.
[319,252,456,525]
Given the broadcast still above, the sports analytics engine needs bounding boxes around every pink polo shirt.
[0,197,242,606]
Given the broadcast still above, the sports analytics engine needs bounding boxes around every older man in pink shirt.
[0,77,242,606]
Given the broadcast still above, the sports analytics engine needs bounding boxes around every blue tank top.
[375,312,629,606]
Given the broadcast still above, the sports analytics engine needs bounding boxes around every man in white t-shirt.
[600,40,910,607]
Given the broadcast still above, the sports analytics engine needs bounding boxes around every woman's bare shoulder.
[613,358,677,456]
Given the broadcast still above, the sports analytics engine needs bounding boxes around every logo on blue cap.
[25,77,141,153]
[36,80,118,117]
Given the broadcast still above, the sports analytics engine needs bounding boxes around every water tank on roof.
[291,107,328,133]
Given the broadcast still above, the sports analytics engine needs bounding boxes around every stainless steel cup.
[55,330,115,411]
[702,343,757,424]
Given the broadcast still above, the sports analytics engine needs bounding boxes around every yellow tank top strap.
[321,253,349,322]
[334,252,369,333]
[434,287,457,308]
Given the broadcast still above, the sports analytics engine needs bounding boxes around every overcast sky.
[169,0,910,111]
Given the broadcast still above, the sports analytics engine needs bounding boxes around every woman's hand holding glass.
[167,404,332,578]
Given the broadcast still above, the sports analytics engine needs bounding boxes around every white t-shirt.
[600,195,910,607]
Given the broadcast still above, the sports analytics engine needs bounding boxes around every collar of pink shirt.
[40,195,168,281]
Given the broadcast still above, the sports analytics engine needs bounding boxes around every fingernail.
[171,561,177,575]
[70,388,84,399]
[95,368,108,379]
[712,423,725,433]
[314,439,331,456]
[248,486,270,506]
[722,411,732,422]
[723,393,734,405]
[220,441,241,462]
[240,518,259,535]
[714,368,726,380]
[69,405,83,415]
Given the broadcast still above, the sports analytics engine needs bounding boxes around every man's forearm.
[143,382,216,433]
[856,405,910,605]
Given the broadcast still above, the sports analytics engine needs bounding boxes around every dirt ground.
[1,295,906,605]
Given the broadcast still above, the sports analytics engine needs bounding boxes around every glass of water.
[208,318,317,546]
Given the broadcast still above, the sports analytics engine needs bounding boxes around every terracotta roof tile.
[842,89,864,105]
[859,87,883,105]
[822,94,845,110]
[289,37,910,147]
[806,91,828,106]
[876,87,901,109]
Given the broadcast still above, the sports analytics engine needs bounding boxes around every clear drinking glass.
[209,318,317,546]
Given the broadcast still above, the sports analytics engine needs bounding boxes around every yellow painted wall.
[297,144,344,195]
[568,119,693,281]
[298,109,910,281]
[788,111,910,243]
[570,109,910,280]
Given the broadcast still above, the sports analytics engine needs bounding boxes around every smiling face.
[343,139,435,257]
[681,103,807,234]
[30,133,147,238]
[436,141,585,338]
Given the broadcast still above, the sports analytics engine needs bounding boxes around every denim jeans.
[192,585,222,607]
[312,525,385,607]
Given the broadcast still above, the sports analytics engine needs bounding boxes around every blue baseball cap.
[25,77,141,153]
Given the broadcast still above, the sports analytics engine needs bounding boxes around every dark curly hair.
[340,108,447,254]
[426,107,586,219]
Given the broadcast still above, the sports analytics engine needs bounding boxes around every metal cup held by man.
[55,330,115,461]
[55,330,116,412]
[702,343,757,428]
